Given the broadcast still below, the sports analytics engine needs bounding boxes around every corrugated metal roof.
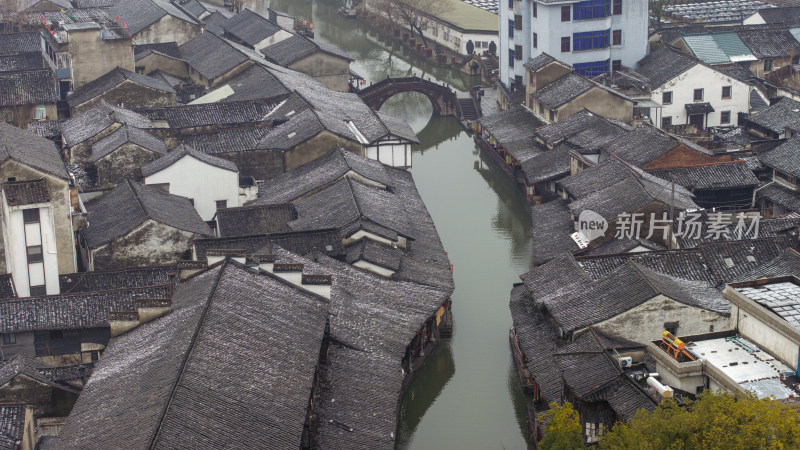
[684,34,730,64]
[713,33,757,62]
[683,32,756,64]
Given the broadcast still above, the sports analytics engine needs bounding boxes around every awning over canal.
[685,102,715,114]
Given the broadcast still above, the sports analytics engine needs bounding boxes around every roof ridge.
[628,261,663,298]
[149,260,228,447]
[661,159,747,169]
[127,180,152,220]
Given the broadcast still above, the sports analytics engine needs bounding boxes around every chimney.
[272,263,304,286]
[301,274,332,299]
[206,249,246,266]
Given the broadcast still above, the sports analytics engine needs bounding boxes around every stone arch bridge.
[357,76,462,117]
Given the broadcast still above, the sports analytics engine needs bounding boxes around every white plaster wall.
[353,260,395,277]
[255,29,293,54]
[732,304,800,371]
[591,295,731,344]
[144,155,239,221]
[653,64,751,129]
[4,206,59,297]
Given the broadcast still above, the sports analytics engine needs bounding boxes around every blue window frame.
[573,0,610,20]
[574,59,610,77]
[508,20,514,38]
[509,0,514,8]
[509,49,515,67]
[573,30,610,51]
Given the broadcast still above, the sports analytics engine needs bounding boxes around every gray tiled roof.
[0,354,78,393]
[56,261,330,449]
[255,147,393,204]
[215,64,291,101]
[756,182,800,214]
[0,122,68,179]
[90,125,167,163]
[738,27,800,58]
[133,99,277,129]
[0,403,25,449]
[59,266,176,293]
[181,127,267,154]
[531,199,580,266]
[533,73,594,109]
[736,248,800,281]
[215,204,296,237]
[255,108,326,150]
[345,238,403,271]
[601,126,678,167]
[536,109,617,146]
[2,179,50,206]
[83,179,213,248]
[141,144,238,177]
[108,0,199,35]
[179,31,249,82]
[0,53,45,72]
[648,161,759,190]
[261,34,335,66]
[746,96,800,135]
[523,52,558,72]
[193,229,345,261]
[759,135,800,178]
[0,32,41,56]
[202,11,230,36]
[520,143,570,184]
[66,67,175,109]
[133,42,182,60]
[62,101,153,147]
[636,46,698,88]
[0,69,57,108]
[755,6,800,24]
[222,9,281,46]
[0,284,171,333]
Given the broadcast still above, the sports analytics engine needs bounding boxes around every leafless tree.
[377,0,451,49]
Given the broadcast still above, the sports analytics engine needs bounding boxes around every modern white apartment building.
[499,0,649,95]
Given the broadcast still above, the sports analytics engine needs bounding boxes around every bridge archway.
[357,76,461,117]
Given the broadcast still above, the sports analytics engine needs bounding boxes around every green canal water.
[249,1,536,447]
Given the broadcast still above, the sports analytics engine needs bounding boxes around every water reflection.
[248,1,536,447]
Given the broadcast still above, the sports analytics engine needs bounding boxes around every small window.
[539,103,544,114]
[533,2,537,17]
[765,58,773,72]
[509,49,515,67]
[693,88,704,101]
[721,110,731,124]
[664,321,679,335]
[508,0,513,8]
[515,45,522,60]
[722,86,731,99]
[613,0,622,14]
[561,37,571,53]
[91,351,99,362]
[34,105,47,120]
[3,333,15,345]
[662,117,672,128]
[26,245,43,263]
[662,91,673,105]
[612,60,622,72]
[514,15,522,31]
[561,5,571,21]
[22,208,39,224]
[30,286,46,296]
[612,30,622,46]
[6,177,14,182]
[533,32,538,48]
[49,330,63,340]
[216,200,228,210]
[508,20,514,38]
[549,110,555,121]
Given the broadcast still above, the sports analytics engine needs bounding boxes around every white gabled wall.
[653,64,751,129]
[143,155,239,221]
[2,204,60,297]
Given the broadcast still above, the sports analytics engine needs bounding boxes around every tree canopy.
[601,392,800,449]
[540,392,800,449]
[539,402,583,450]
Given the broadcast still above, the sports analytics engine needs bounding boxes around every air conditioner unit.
[618,356,632,368]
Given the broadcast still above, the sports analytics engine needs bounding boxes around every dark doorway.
[689,114,704,130]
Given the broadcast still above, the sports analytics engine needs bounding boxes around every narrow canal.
[251,1,535,447]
